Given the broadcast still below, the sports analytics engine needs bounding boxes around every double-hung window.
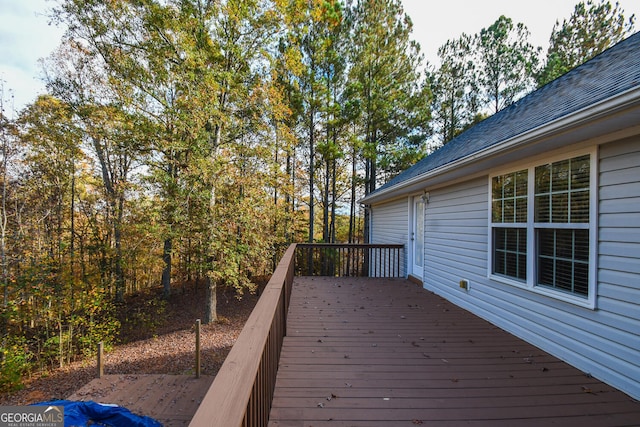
[492,170,528,281]
[489,152,595,307]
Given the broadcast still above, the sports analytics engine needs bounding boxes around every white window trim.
[487,148,598,309]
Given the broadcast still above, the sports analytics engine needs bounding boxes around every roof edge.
[361,85,640,206]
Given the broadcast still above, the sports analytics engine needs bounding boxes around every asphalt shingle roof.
[372,31,640,196]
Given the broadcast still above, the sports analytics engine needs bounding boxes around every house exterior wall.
[369,198,408,277]
[373,136,640,400]
[596,136,640,397]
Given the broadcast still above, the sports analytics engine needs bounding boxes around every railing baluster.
[293,243,404,278]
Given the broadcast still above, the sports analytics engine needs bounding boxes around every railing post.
[307,245,313,276]
[195,319,201,379]
[97,342,104,378]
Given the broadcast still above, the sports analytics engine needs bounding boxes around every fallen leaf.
[582,386,594,394]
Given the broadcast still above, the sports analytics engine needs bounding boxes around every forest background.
[0,0,635,392]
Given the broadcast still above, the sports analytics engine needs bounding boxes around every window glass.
[537,229,589,297]
[535,155,589,224]
[533,155,590,297]
[493,227,527,281]
[492,170,527,224]
[491,154,592,301]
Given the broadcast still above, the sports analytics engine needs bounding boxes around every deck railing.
[295,243,404,277]
[189,243,404,427]
[189,244,295,427]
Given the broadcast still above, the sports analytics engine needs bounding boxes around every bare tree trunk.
[308,106,315,243]
[70,164,76,309]
[323,157,330,242]
[204,275,217,324]
[363,158,371,244]
[0,117,8,321]
[1,139,7,308]
[162,238,172,298]
[114,196,125,302]
[204,121,223,323]
[330,158,337,243]
[348,142,357,244]
[286,150,292,243]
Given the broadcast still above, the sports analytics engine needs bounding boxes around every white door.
[412,198,425,278]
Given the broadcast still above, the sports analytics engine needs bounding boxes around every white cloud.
[0,0,65,112]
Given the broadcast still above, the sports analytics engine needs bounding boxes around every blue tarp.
[33,400,162,427]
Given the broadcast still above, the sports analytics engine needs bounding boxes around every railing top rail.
[296,243,404,248]
[189,244,297,427]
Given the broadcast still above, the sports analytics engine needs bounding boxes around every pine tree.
[430,33,479,145]
[348,0,430,241]
[536,0,635,87]
[475,15,539,114]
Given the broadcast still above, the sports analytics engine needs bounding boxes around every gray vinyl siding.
[596,136,640,397]
[423,180,488,283]
[422,178,489,311]
[370,198,408,277]
[415,137,640,400]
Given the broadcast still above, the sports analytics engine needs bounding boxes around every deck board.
[268,277,640,426]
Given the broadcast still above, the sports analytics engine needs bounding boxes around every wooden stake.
[195,319,201,379]
[97,342,104,378]
[59,325,63,369]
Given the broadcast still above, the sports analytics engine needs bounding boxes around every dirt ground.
[0,281,260,407]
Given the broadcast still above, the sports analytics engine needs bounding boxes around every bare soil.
[0,280,262,406]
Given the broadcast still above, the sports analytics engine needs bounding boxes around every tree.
[53,0,181,299]
[43,39,145,303]
[350,0,430,189]
[270,30,304,246]
[197,0,282,323]
[18,96,83,312]
[430,33,480,145]
[312,0,347,243]
[475,15,539,114]
[348,0,430,241]
[536,0,635,87]
[0,84,17,318]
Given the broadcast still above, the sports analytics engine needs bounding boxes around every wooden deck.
[269,277,640,426]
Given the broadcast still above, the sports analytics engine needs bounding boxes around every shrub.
[0,336,32,392]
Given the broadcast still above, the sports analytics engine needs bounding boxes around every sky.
[0,0,639,112]
[0,0,65,114]
[402,0,640,66]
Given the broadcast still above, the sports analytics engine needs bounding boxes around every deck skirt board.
[268,277,640,425]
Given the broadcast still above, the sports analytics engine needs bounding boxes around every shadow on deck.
[268,277,640,426]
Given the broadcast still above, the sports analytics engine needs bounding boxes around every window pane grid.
[492,170,528,281]
[535,155,590,224]
[494,228,527,281]
[537,229,589,297]
[492,170,527,223]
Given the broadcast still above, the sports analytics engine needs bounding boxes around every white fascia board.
[361,86,640,206]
